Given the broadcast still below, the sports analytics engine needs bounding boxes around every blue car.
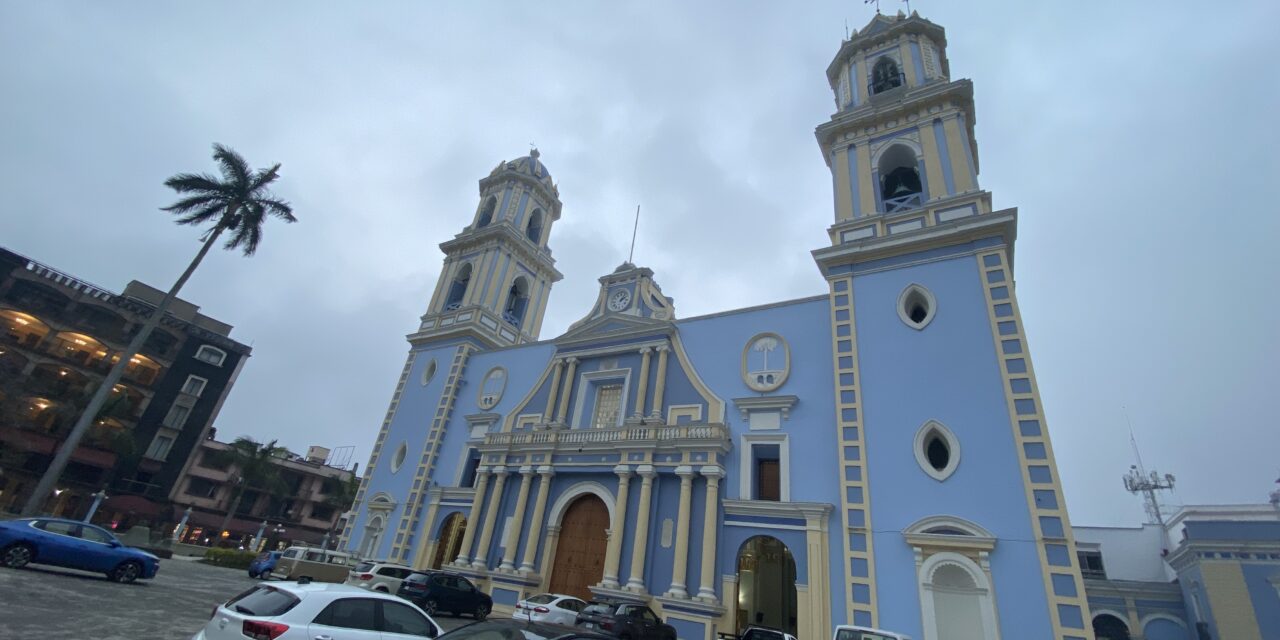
[0,517,160,583]
[247,550,281,579]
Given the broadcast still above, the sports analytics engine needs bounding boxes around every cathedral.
[341,13,1095,640]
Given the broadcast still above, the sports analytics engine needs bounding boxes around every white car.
[511,593,587,625]
[192,580,443,640]
[344,561,414,593]
[832,625,913,640]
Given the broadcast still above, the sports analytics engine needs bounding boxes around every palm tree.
[212,436,291,541]
[21,144,296,516]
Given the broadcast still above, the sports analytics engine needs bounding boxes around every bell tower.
[815,11,994,246]
[412,150,563,348]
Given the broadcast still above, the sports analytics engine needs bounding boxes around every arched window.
[444,263,472,311]
[735,536,798,637]
[878,144,924,212]
[526,208,544,243]
[914,420,960,481]
[477,196,496,228]
[1092,613,1132,640]
[871,56,903,94]
[918,552,1000,640]
[502,277,530,328]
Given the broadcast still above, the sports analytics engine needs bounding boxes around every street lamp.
[83,490,108,523]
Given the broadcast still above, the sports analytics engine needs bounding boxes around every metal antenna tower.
[1122,409,1177,526]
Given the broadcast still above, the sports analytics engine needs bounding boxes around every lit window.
[194,345,226,366]
[591,384,623,428]
[181,376,207,397]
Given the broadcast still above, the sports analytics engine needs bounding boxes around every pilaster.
[471,466,508,569]
[519,466,554,573]
[626,465,657,592]
[665,465,696,599]
[696,466,723,602]
[455,467,491,565]
[499,467,535,571]
[601,465,633,588]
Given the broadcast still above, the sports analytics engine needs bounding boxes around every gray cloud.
[2,1,1276,527]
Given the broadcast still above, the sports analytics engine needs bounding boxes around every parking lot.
[0,556,477,639]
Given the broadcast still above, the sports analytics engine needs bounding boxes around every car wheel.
[374,585,389,593]
[474,602,491,621]
[1,543,33,569]
[422,599,439,616]
[109,560,142,583]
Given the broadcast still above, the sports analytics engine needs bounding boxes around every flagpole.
[628,205,640,264]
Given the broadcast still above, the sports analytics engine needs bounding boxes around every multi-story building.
[1075,503,1280,640]
[0,246,251,524]
[343,12,1097,640]
[170,441,356,549]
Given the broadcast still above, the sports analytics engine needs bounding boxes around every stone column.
[519,466,555,573]
[601,465,633,588]
[554,357,579,425]
[499,467,535,571]
[648,345,670,421]
[454,467,490,565]
[542,359,564,423]
[411,489,443,570]
[665,465,696,598]
[625,465,657,592]
[696,466,723,602]
[631,347,652,420]
[471,466,508,569]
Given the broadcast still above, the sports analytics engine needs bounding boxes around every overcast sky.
[3,1,1277,527]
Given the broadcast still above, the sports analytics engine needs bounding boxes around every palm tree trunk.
[21,222,230,516]
[218,483,245,542]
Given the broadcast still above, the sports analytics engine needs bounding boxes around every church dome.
[490,148,555,192]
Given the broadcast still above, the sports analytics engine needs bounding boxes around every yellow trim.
[899,40,918,86]
[666,404,703,424]
[855,143,877,215]
[482,252,508,308]
[826,275,878,628]
[942,117,975,192]
[428,259,454,314]
[670,332,726,423]
[834,148,854,222]
[977,250,1095,640]
[341,350,417,548]
[1201,561,1263,640]
[468,250,495,306]
[531,276,552,338]
[918,125,947,201]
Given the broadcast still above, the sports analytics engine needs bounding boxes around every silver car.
[344,560,414,593]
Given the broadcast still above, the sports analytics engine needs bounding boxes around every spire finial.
[529,143,540,159]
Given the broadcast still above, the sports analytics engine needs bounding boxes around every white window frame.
[590,383,624,429]
[195,345,226,366]
[162,403,191,430]
[898,283,938,330]
[739,433,790,501]
[571,369,630,429]
[390,442,408,474]
[181,375,207,397]
[917,551,1001,640]
[914,420,960,481]
[145,431,177,460]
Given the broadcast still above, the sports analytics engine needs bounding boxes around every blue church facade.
[341,13,1097,640]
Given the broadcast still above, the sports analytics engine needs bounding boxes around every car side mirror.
[109,540,122,548]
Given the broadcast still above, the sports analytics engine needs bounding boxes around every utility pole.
[1123,465,1177,528]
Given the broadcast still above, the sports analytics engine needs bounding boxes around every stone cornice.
[826,15,948,83]
[732,395,799,420]
[813,207,1017,276]
[439,223,563,282]
[722,499,833,524]
[816,79,975,155]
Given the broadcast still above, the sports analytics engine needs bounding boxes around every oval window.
[898,284,937,330]
[391,442,408,474]
[914,420,959,481]
[741,333,790,392]
[477,367,507,410]
[421,359,437,386]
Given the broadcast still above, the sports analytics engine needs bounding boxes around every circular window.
[914,420,959,481]
[741,332,790,392]
[390,442,408,474]
[898,284,937,330]
[477,366,507,410]
[421,359,438,386]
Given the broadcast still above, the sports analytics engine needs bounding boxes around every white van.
[832,625,913,640]
[268,546,355,583]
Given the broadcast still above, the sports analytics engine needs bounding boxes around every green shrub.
[201,547,257,569]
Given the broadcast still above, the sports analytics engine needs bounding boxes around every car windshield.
[405,572,430,583]
[582,603,614,615]
[525,594,556,604]
[225,586,300,617]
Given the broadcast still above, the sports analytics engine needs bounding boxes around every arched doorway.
[1093,613,1132,640]
[735,536,798,636]
[359,514,385,560]
[431,513,467,569]
[548,494,609,601]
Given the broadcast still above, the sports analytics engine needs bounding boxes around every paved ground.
[0,556,477,639]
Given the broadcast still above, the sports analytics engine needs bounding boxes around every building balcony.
[480,422,730,454]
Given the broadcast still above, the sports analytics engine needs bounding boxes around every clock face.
[607,289,631,311]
